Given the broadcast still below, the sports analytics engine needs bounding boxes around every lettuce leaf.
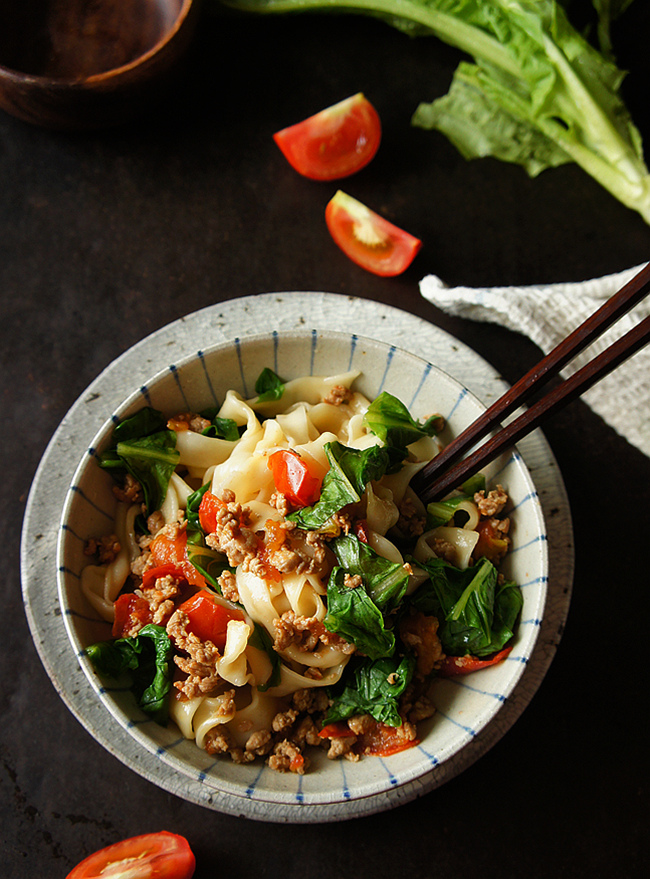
[220,0,650,224]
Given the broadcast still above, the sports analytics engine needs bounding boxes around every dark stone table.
[2,5,648,877]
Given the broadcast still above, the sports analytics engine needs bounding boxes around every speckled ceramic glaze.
[22,293,573,821]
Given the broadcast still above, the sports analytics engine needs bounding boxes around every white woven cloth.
[420,264,650,456]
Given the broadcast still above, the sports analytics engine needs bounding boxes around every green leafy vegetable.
[409,556,522,657]
[288,440,390,529]
[112,407,167,442]
[255,367,285,402]
[324,566,396,659]
[99,407,179,514]
[325,654,416,727]
[198,407,241,441]
[331,533,411,612]
[220,0,650,224]
[86,624,173,724]
[363,391,439,457]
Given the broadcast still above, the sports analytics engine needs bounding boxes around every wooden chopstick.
[412,262,650,504]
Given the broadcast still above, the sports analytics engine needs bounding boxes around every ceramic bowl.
[57,329,548,813]
[0,0,199,129]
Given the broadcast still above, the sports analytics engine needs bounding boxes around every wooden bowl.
[0,0,200,130]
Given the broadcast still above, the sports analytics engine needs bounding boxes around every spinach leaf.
[112,407,167,443]
[198,408,241,441]
[255,367,285,402]
[288,441,390,530]
[98,407,179,514]
[331,533,411,613]
[326,654,416,727]
[86,624,173,724]
[363,391,440,450]
[113,432,179,514]
[410,557,522,657]
[324,567,395,660]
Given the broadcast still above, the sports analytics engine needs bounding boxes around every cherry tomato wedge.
[112,593,152,638]
[268,449,322,507]
[149,528,205,589]
[325,190,422,277]
[273,93,381,181]
[65,831,195,879]
[176,590,244,651]
[198,489,223,534]
[438,646,513,677]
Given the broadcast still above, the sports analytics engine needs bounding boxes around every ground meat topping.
[397,495,426,538]
[204,490,261,573]
[135,573,182,628]
[166,610,222,698]
[84,534,121,564]
[273,610,356,655]
[323,385,354,406]
[268,740,308,774]
[167,412,212,433]
[112,473,143,504]
[475,484,508,518]
[146,510,166,536]
[217,569,240,603]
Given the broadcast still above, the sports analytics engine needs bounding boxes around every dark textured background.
[2,3,649,877]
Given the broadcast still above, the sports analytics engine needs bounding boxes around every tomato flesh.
[65,831,195,879]
[268,449,322,507]
[325,190,421,277]
[149,528,205,589]
[175,590,243,651]
[198,489,222,534]
[273,93,381,181]
[439,646,513,677]
[112,593,152,638]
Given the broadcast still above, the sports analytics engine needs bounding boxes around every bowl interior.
[0,0,191,80]
[57,329,548,807]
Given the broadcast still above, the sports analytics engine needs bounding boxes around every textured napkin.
[420,264,650,457]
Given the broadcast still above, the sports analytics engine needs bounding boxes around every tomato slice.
[268,449,322,507]
[112,593,152,638]
[438,646,513,677]
[149,528,205,589]
[176,590,244,651]
[273,93,381,181]
[325,190,421,277]
[65,831,195,879]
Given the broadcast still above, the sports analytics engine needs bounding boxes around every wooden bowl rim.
[0,0,197,87]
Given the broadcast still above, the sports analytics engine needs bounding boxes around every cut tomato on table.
[65,831,195,879]
[325,190,422,277]
[273,93,381,181]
